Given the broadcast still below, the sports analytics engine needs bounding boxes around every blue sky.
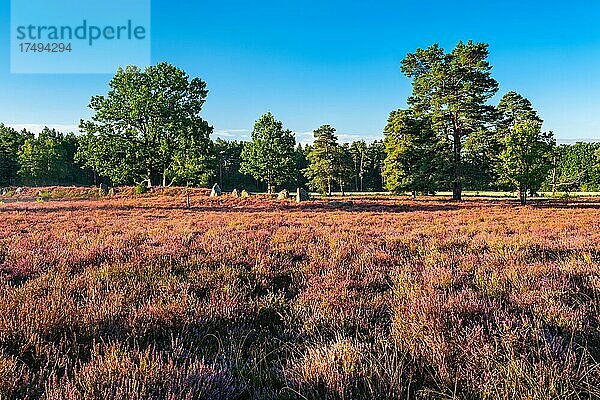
[1,0,599,143]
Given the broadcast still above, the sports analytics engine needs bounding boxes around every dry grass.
[0,191,598,399]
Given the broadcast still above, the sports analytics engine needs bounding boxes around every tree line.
[1,42,600,203]
[0,116,387,194]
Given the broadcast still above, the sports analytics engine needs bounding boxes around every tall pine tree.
[401,41,499,200]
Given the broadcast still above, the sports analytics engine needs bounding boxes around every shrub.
[135,183,148,195]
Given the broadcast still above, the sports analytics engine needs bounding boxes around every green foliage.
[170,124,215,187]
[135,183,148,194]
[305,125,338,195]
[364,140,386,191]
[17,128,84,186]
[0,125,29,186]
[388,54,555,197]
[463,92,543,191]
[18,137,52,186]
[77,63,214,187]
[463,128,501,190]
[294,143,309,189]
[497,120,555,204]
[383,110,447,196]
[240,112,296,193]
[75,130,137,186]
[496,91,543,133]
[214,138,257,191]
[332,143,354,195]
[348,141,368,191]
[401,41,499,200]
[548,142,600,193]
[0,57,583,198]
[304,125,354,195]
[37,190,52,201]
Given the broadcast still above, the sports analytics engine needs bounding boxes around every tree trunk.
[551,154,557,198]
[219,162,223,187]
[327,179,332,196]
[354,159,359,191]
[186,187,191,209]
[452,131,462,201]
[146,167,152,188]
[360,151,364,192]
[519,185,527,205]
[267,180,274,194]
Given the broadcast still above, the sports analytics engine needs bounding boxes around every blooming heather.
[0,190,598,399]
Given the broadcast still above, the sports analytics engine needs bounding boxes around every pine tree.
[401,41,499,200]
[305,125,339,195]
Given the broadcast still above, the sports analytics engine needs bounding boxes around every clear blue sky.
[1,0,599,143]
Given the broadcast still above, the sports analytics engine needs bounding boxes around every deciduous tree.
[77,63,214,187]
[240,113,296,193]
[0,125,29,186]
[551,142,600,193]
[383,110,447,196]
[18,128,72,186]
[497,120,555,204]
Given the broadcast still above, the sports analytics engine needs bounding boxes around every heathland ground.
[0,188,598,399]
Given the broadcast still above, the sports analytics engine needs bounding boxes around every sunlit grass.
[0,191,598,399]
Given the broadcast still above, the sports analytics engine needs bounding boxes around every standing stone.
[241,190,250,198]
[231,189,240,198]
[99,183,109,197]
[210,183,222,197]
[296,187,310,203]
[277,189,289,200]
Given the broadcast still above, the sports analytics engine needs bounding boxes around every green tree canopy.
[349,141,368,192]
[497,120,555,204]
[383,110,447,196]
[213,138,257,191]
[240,113,296,193]
[294,143,309,190]
[18,128,79,186]
[305,124,339,195]
[364,140,386,192]
[497,91,543,134]
[77,62,214,187]
[463,91,542,191]
[332,143,354,195]
[401,41,499,200]
[550,142,600,193]
[0,125,29,186]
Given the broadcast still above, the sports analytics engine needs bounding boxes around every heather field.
[0,190,599,399]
